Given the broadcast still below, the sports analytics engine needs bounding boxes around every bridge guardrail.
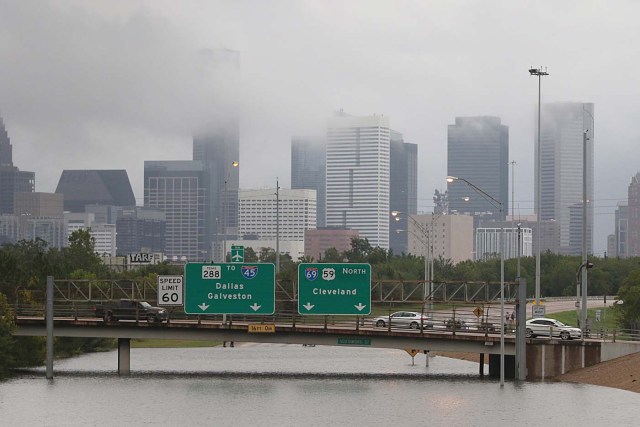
[13,299,522,338]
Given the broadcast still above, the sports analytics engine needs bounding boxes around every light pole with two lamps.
[447,175,506,387]
[391,211,430,304]
[529,66,549,305]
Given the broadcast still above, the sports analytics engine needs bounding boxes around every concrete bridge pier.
[488,354,515,379]
[118,338,131,375]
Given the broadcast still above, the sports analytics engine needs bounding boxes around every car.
[372,311,434,330]
[94,299,169,324]
[525,318,582,340]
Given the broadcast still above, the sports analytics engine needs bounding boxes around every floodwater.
[1,344,638,426]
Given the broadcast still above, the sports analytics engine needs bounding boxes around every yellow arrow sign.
[404,349,420,357]
[473,307,483,317]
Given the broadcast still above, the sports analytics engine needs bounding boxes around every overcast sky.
[1,0,639,255]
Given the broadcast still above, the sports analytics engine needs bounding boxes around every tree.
[258,247,276,263]
[615,269,640,329]
[244,247,259,262]
[344,238,374,263]
[322,247,343,262]
[0,293,16,378]
[64,229,106,275]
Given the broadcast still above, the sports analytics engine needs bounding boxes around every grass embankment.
[546,306,616,331]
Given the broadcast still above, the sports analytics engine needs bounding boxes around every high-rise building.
[63,212,117,256]
[447,117,508,223]
[144,161,206,261]
[3,192,64,248]
[55,170,136,213]
[291,137,326,227]
[193,129,239,262]
[304,227,359,261]
[407,214,474,265]
[238,188,316,241]
[537,103,594,255]
[193,48,241,261]
[389,130,418,254]
[14,192,64,217]
[614,202,628,258]
[326,112,390,249]
[0,117,11,166]
[0,117,35,215]
[626,172,640,256]
[475,221,533,261]
[116,207,166,255]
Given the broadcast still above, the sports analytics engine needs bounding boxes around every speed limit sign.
[158,275,183,306]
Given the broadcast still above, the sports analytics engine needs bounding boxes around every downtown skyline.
[2,1,640,255]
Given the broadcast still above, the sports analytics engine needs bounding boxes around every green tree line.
[4,235,640,378]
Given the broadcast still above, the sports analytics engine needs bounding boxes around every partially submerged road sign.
[298,263,371,315]
[184,263,275,315]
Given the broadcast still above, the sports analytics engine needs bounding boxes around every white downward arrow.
[250,303,261,311]
[198,303,210,311]
[303,303,314,311]
[354,303,366,311]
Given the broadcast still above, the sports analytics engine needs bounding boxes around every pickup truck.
[94,299,169,324]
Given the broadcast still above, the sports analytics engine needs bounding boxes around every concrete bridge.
[15,315,520,377]
[11,277,638,381]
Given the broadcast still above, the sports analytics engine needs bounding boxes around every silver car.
[372,311,434,330]
[525,318,582,340]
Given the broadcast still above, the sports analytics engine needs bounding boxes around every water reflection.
[2,344,639,426]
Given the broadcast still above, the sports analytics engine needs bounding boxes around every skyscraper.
[614,203,628,258]
[389,130,417,254]
[537,103,594,255]
[326,112,390,249]
[447,116,508,222]
[626,173,640,256]
[291,137,326,227]
[144,161,206,261]
[55,170,136,212]
[193,48,240,261]
[0,117,35,214]
[193,128,239,261]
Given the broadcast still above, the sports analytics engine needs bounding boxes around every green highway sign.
[184,263,275,315]
[337,337,372,346]
[231,245,244,263]
[298,263,371,315]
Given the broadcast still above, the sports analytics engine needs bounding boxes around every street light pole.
[447,175,505,387]
[581,130,589,335]
[222,161,239,263]
[428,212,443,300]
[392,211,441,312]
[529,67,549,305]
[276,178,280,274]
[392,211,428,297]
[580,105,594,336]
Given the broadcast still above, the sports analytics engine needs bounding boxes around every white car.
[372,311,434,330]
[525,318,582,340]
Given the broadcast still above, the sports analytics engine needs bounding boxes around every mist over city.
[2,0,640,256]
